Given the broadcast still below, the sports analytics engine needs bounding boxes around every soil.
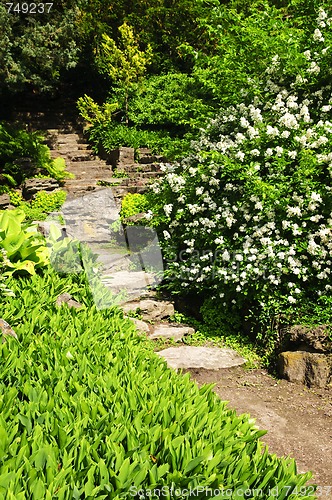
[187,367,332,497]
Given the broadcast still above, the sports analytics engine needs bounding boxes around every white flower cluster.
[151,7,332,311]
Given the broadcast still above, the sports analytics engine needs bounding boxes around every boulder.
[278,351,332,388]
[286,324,332,353]
[122,299,174,321]
[102,271,159,302]
[157,346,246,371]
[22,178,60,200]
[149,324,194,342]
[0,194,15,210]
[125,317,151,334]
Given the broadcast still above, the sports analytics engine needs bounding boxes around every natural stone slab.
[149,324,194,342]
[102,272,158,300]
[157,346,246,370]
[22,177,60,200]
[122,299,174,321]
[286,325,332,353]
[126,317,151,334]
[278,351,332,388]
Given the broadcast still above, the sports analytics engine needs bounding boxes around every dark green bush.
[86,122,191,160]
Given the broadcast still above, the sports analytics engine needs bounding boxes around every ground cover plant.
[0,268,315,498]
[17,191,67,222]
[145,6,332,348]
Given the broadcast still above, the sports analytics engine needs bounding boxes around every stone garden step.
[124,163,162,173]
[157,346,247,371]
[69,160,109,169]
[149,324,195,342]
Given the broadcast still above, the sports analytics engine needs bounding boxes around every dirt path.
[188,367,332,497]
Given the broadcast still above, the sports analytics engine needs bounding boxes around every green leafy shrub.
[120,193,149,222]
[146,6,332,343]
[77,94,119,127]
[20,190,67,221]
[85,121,190,159]
[0,208,49,275]
[129,73,215,133]
[0,123,72,186]
[0,269,314,497]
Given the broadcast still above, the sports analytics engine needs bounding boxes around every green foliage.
[0,209,49,275]
[19,190,67,222]
[0,2,80,94]
[86,122,189,159]
[77,94,119,126]
[97,22,153,125]
[120,193,149,222]
[78,0,219,72]
[129,73,215,133]
[45,157,73,182]
[0,123,72,186]
[0,269,314,496]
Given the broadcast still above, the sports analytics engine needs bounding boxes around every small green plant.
[97,22,153,125]
[112,170,129,179]
[20,190,67,221]
[45,157,73,182]
[0,208,49,275]
[120,193,149,222]
[77,94,119,126]
[0,122,72,186]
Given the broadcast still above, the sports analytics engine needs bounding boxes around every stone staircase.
[10,96,164,205]
[46,132,164,204]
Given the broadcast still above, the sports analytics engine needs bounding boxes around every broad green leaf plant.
[0,209,49,275]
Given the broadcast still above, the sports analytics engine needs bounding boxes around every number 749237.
[6,3,53,14]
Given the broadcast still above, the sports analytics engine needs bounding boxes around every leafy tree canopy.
[0,1,81,94]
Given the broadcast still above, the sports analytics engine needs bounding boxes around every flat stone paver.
[157,346,246,370]
[149,324,194,342]
[101,271,158,301]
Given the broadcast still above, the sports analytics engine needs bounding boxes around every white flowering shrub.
[147,7,332,339]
